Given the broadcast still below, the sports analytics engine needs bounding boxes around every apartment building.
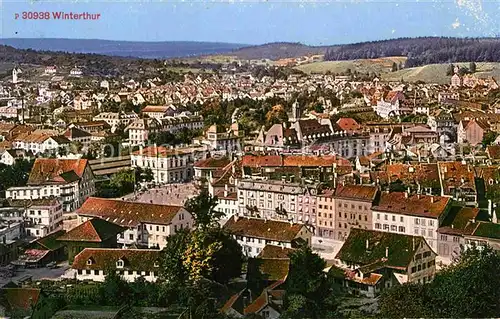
[224,216,312,258]
[72,248,160,282]
[237,179,302,221]
[22,198,63,238]
[316,189,335,238]
[76,197,193,249]
[126,118,162,146]
[372,192,451,250]
[130,145,208,184]
[333,185,379,241]
[5,159,96,212]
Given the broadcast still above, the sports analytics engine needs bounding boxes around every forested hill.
[324,37,500,67]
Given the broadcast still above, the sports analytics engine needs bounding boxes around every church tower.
[12,68,18,84]
[291,100,301,122]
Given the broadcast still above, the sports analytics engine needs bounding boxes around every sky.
[1,0,499,45]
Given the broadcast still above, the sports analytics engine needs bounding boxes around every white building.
[224,216,312,258]
[93,112,138,132]
[126,118,162,146]
[213,185,238,225]
[76,197,194,249]
[131,145,208,184]
[237,179,302,221]
[72,248,160,282]
[5,159,96,212]
[372,192,451,251]
[198,123,243,154]
[22,198,63,238]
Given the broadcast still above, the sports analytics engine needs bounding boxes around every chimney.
[385,247,389,258]
[451,224,454,229]
[405,192,408,198]
[366,239,369,250]
[430,196,434,203]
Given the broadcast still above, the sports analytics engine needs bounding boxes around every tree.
[469,61,477,73]
[185,189,223,230]
[379,245,500,318]
[99,270,132,306]
[282,246,338,319]
[391,62,398,72]
[159,228,191,284]
[482,131,498,148]
[446,64,455,76]
[427,245,500,318]
[379,283,430,318]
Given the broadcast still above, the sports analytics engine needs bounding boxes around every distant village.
[0,56,499,318]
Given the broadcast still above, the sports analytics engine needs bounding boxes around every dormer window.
[87,258,94,265]
[154,261,160,268]
[116,259,124,268]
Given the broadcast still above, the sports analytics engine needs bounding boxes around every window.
[415,218,420,225]
[414,228,419,234]
[390,225,397,231]
[116,260,124,268]
[392,216,396,222]
[398,226,406,233]
[440,234,448,241]
[383,224,389,230]
[87,258,93,265]
[375,223,381,229]
[376,213,380,220]
[384,214,388,221]
[400,216,404,222]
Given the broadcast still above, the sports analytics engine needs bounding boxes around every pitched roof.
[77,197,186,227]
[471,222,500,240]
[224,217,306,242]
[247,258,290,282]
[438,206,480,236]
[372,192,450,218]
[194,156,231,169]
[63,127,92,139]
[336,228,426,269]
[30,230,66,251]
[334,185,378,202]
[27,158,89,185]
[336,118,360,132]
[486,145,500,160]
[1,288,41,311]
[257,245,295,259]
[57,218,125,243]
[72,248,161,271]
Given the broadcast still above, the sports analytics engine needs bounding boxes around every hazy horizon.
[2,1,499,46]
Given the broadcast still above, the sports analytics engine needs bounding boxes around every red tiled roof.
[27,158,89,185]
[486,145,500,160]
[257,245,295,259]
[194,157,231,169]
[2,288,41,311]
[336,118,360,132]
[224,217,306,242]
[372,192,450,218]
[77,197,186,227]
[334,185,378,202]
[241,155,282,168]
[72,248,160,271]
[57,218,125,242]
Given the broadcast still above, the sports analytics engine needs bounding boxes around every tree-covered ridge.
[324,37,500,67]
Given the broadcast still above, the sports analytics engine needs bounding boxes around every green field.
[295,57,407,75]
[382,62,500,84]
